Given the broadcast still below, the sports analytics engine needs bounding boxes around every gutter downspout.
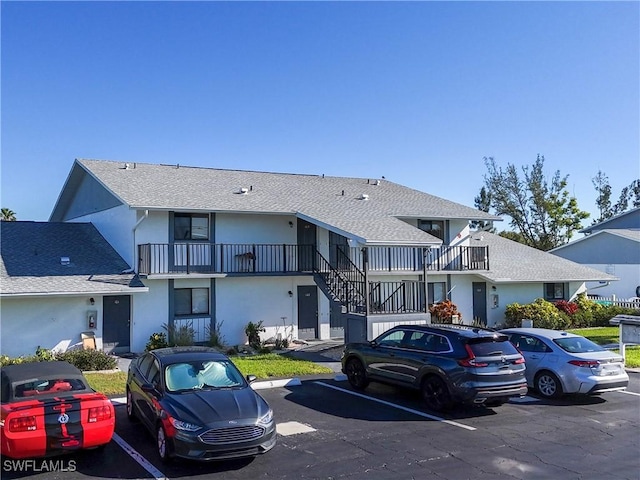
[132,210,149,272]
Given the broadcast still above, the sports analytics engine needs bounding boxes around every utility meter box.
[87,310,98,329]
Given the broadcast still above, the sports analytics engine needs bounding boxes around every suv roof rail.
[430,323,499,334]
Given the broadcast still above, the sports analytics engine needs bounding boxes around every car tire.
[421,375,453,412]
[126,388,138,422]
[345,358,369,390]
[156,424,173,463]
[535,371,563,399]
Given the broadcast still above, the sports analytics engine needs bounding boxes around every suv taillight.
[458,344,489,367]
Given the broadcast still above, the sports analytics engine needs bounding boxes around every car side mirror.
[141,383,156,393]
[246,375,257,384]
[369,340,378,348]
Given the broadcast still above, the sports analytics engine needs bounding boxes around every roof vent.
[60,256,70,266]
[375,179,380,185]
[239,187,249,194]
[360,193,369,201]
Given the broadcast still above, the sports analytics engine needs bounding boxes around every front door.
[472,282,487,326]
[297,286,318,340]
[103,295,131,353]
[297,219,317,272]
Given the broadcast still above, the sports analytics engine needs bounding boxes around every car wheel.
[345,358,369,390]
[126,388,138,422]
[156,424,173,463]
[421,375,453,412]
[535,371,563,399]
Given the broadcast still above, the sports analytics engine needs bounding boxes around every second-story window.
[175,213,209,240]
[175,288,209,316]
[419,220,445,241]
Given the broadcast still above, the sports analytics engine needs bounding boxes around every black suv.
[341,324,527,411]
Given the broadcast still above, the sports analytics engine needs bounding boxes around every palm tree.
[1,208,16,221]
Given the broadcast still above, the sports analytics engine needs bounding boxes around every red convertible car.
[1,361,115,459]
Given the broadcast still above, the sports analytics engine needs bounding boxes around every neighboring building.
[551,208,640,300]
[0,221,147,357]
[1,158,614,356]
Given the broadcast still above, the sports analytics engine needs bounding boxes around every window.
[419,220,445,241]
[428,282,446,305]
[376,329,406,348]
[544,283,565,300]
[175,288,209,316]
[174,213,209,240]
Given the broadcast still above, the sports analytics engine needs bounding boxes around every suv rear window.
[468,338,520,356]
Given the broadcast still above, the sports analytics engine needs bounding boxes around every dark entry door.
[472,282,487,326]
[297,286,318,340]
[297,220,317,271]
[103,295,131,353]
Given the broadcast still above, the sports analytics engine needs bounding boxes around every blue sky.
[2,1,638,227]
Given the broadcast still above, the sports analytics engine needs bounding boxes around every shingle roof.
[0,221,147,296]
[468,231,616,283]
[53,158,501,245]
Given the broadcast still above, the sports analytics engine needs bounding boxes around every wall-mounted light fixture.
[288,290,293,297]
[89,297,95,305]
[288,221,294,228]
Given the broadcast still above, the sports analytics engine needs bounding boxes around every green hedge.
[0,347,117,371]
[504,295,639,329]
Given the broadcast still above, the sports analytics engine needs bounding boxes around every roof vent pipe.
[240,187,249,194]
[360,194,369,201]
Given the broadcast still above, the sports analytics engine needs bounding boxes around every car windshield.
[165,360,245,392]
[553,336,605,354]
[13,377,87,398]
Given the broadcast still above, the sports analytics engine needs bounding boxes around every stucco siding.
[553,234,640,264]
[1,296,104,357]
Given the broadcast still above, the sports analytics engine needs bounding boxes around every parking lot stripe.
[112,433,169,480]
[620,390,640,397]
[314,381,476,431]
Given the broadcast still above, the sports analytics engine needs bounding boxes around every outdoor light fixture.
[288,221,294,228]
[288,290,293,297]
[89,297,95,305]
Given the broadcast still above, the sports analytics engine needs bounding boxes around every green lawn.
[85,352,333,396]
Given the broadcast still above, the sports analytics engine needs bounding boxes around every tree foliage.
[482,155,589,251]
[1,208,16,221]
[471,186,495,232]
[592,170,640,223]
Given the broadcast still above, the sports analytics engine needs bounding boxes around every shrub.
[206,319,226,350]
[245,321,265,350]
[146,332,169,351]
[554,300,578,316]
[54,349,117,371]
[163,321,195,346]
[429,300,462,323]
[504,298,569,329]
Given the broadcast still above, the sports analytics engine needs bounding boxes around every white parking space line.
[314,381,476,431]
[112,433,169,480]
[620,390,640,397]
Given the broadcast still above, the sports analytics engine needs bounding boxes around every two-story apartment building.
[1,158,615,356]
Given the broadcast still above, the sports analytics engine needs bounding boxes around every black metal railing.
[369,281,426,314]
[353,245,489,272]
[138,243,489,275]
[314,250,366,314]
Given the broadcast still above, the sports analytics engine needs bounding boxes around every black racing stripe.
[43,397,84,452]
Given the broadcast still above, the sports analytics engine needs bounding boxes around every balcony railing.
[138,243,489,276]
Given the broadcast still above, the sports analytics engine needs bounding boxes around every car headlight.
[258,409,273,426]
[169,417,201,432]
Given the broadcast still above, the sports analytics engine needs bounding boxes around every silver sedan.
[500,328,629,399]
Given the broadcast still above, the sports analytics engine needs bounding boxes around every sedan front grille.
[199,425,266,445]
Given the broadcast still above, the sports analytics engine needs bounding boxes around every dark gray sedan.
[126,346,276,462]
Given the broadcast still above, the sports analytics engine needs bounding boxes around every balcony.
[137,243,489,276]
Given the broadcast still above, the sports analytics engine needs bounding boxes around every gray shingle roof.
[469,231,617,283]
[53,158,501,245]
[1,221,147,296]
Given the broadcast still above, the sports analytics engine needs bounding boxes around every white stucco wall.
[72,205,138,266]
[130,278,170,353]
[584,264,640,299]
[215,276,322,347]
[1,296,104,357]
[215,213,298,244]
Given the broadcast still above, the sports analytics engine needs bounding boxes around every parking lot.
[3,373,639,480]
